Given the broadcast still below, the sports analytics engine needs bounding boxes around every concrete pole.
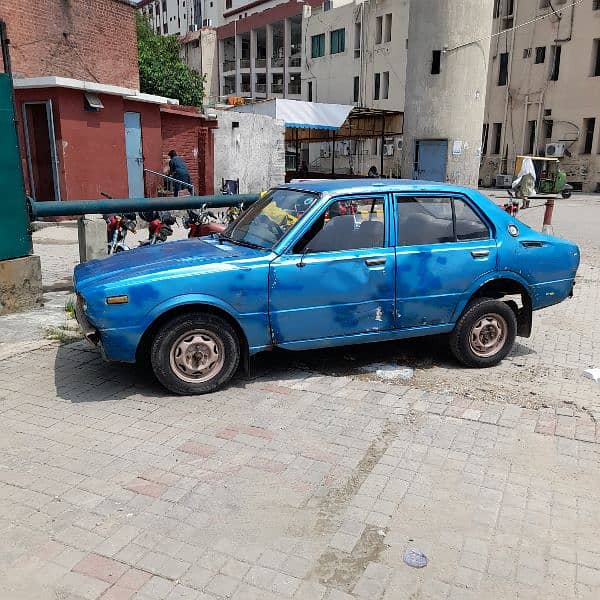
[401,0,494,187]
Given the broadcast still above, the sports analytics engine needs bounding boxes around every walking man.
[168,150,192,197]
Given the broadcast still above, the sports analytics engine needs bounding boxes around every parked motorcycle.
[138,210,177,246]
[102,193,137,255]
[183,205,226,238]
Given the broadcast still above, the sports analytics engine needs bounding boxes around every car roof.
[277,178,476,196]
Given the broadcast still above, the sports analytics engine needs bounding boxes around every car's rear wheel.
[450,298,517,368]
[150,312,240,395]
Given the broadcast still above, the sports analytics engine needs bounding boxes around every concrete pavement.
[0,191,599,599]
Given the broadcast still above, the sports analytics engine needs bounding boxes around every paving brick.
[72,552,128,584]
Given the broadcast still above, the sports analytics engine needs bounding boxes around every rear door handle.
[471,250,490,258]
[364,258,386,266]
[521,241,544,248]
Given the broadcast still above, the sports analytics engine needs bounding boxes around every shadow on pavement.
[54,335,535,402]
[53,341,168,402]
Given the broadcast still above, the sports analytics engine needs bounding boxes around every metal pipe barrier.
[28,194,261,220]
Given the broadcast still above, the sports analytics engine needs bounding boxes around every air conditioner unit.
[384,144,395,157]
[202,18,213,27]
[495,174,513,188]
[546,142,565,158]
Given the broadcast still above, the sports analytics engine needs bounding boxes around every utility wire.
[446,0,585,52]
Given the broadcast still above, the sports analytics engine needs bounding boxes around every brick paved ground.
[1,343,600,600]
[0,193,598,599]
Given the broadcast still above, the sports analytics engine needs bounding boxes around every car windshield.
[223,189,319,249]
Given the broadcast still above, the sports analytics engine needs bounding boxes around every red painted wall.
[15,88,165,202]
[57,88,129,200]
[15,87,215,206]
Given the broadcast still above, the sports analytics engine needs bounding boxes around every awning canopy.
[233,99,354,130]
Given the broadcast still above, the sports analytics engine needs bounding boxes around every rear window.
[397,196,490,246]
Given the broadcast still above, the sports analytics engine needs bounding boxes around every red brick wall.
[160,109,215,196]
[0,0,139,89]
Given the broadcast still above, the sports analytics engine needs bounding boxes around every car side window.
[454,199,490,241]
[294,197,385,253]
[397,197,454,246]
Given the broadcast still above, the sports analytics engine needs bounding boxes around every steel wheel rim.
[169,329,225,384]
[469,313,508,358]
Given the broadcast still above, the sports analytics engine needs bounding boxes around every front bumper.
[75,294,100,346]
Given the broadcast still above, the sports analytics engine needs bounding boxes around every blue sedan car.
[74,180,580,395]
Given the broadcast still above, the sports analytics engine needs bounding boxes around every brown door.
[23,101,60,201]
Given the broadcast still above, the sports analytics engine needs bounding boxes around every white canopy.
[233,99,354,130]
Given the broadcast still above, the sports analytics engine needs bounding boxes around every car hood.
[74,238,265,290]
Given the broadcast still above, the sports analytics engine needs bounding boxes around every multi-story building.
[481,0,600,192]
[298,0,407,176]
[138,0,204,35]
[216,1,323,102]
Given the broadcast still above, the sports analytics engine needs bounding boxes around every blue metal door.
[415,140,448,182]
[124,112,144,198]
[269,195,395,344]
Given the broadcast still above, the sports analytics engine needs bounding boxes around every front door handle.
[471,250,490,258]
[364,258,386,266]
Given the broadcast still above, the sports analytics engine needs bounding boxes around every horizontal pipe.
[29,194,260,219]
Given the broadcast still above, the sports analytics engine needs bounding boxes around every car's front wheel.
[150,312,240,395]
[450,298,517,368]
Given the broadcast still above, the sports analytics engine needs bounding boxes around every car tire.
[450,298,517,368]
[150,312,240,395]
[561,190,572,199]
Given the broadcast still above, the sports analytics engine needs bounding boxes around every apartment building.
[216,1,323,101]
[300,0,408,176]
[302,0,408,109]
[138,0,204,35]
[481,0,600,192]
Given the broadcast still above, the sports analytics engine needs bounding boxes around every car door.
[269,195,395,344]
[394,193,497,328]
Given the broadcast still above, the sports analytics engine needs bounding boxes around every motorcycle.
[183,205,226,238]
[102,194,137,255]
[138,210,177,246]
[502,198,519,217]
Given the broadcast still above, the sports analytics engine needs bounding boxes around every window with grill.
[330,29,345,54]
[535,46,546,64]
[582,118,596,154]
[311,34,325,58]
[498,52,509,85]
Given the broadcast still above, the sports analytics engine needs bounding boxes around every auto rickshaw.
[514,155,573,199]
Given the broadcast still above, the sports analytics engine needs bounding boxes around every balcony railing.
[255,58,267,69]
[271,83,283,94]
[288,55,301,68]
[271,55,284,68]
[223,60,236,72]
[240,58,251,69]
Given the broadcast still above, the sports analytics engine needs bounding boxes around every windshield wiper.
[216,232,267,250]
